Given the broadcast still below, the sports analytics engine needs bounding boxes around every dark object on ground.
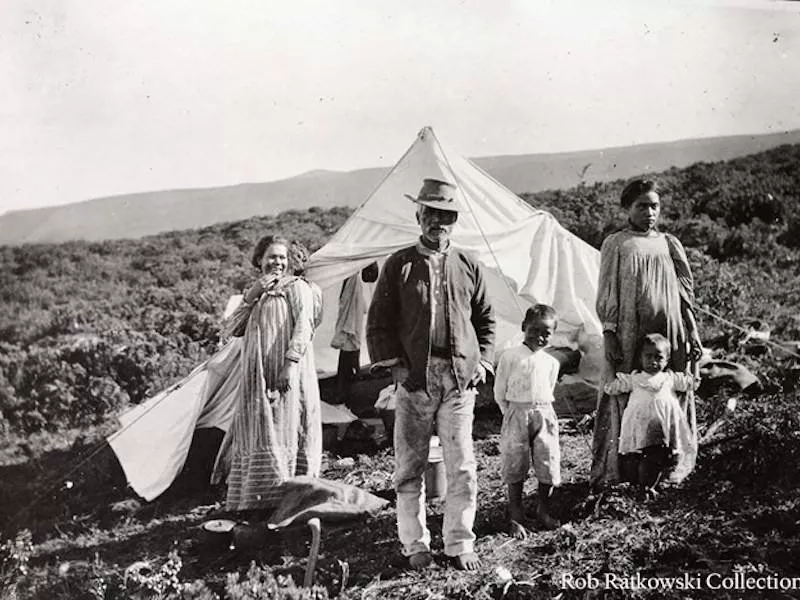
[267,476,388,528]
[698,360,761,395]
[342,419,374,442]
[220,477,388,587]
[109,498,142,515]
[319,369,392,417]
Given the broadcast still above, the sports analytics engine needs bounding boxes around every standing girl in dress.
[590,178,702,490]
[604,334,698,499]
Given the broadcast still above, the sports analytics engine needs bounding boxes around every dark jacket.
[366,242,495,394]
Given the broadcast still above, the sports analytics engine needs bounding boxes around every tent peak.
[418,126,435,141]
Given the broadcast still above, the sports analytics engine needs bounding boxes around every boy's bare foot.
[453,552,481,571]
[408,551,433,570]
[536,505,560,531]
[509,519,529,540]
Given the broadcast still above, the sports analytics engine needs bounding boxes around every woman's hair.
[640,332,671,355]
[620,178,658,209]
[522,304,558,330]
[251,234,290,269]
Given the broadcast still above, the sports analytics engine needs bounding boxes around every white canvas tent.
[108,338,357,501]
[307,126,603,382]
[109,126,604,502]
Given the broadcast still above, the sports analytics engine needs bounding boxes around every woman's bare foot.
[509,519,529,540]
[453,552,481,571]
[408,551,433,570]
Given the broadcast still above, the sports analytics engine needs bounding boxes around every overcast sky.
[1,0,798,215]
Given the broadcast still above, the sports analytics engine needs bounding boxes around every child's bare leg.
[535,483,559,530]
[620,452,639,485]
[637,455,656,498]
[639,446,668,499]
[507,482,528,539]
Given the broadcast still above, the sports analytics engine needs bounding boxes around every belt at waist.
[430,345,451,358]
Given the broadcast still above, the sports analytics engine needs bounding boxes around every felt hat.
[404,178,464,212]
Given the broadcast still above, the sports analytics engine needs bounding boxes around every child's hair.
[640,332,671,356]
[620,178,658,209]
[522,304,558,330]
[289,241,310,275]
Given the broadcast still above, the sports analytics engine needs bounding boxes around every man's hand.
[391,364,409,386]
[277,361,298,393]
[469,362,487,388]
[603,330,623,366]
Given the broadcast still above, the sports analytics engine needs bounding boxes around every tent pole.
[428,128,526,319]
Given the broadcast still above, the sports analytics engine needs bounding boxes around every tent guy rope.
[6,359,214,526]
[696,305,800,362]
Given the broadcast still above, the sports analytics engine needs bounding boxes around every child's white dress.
[604,370,695,455]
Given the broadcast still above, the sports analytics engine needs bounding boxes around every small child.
[604,333,698,500]
[494,304,561,539]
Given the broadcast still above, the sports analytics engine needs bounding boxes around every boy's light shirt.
[494,344,560,413]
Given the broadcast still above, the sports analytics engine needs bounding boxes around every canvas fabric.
[305,127,603,382]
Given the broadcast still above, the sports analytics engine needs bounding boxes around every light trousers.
[393,356,478,558]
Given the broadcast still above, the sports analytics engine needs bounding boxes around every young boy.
[494,304,561,539]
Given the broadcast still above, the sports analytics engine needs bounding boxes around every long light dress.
[590,228,698,489]
[220,275,322,511]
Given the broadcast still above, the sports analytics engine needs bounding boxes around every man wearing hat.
[367,178,496,571]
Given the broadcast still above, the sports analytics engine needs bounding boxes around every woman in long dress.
[221,234,322,511]
[590,179,702,491]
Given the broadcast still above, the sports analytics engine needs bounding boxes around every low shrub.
[696,389,800,488]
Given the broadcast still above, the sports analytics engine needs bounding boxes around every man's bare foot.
[408,551,433,570]
[509,519,529,540]
[453,552,481,571]
[536,505,560,531]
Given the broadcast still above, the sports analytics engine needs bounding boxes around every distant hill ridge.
[2,129,799,245]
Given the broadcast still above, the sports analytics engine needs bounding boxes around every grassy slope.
[3,397,799,600]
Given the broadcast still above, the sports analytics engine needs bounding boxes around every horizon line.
[2,126,799,218]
